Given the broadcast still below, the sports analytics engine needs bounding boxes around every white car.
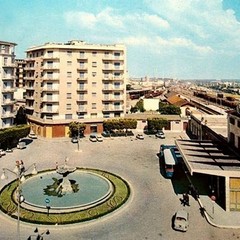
[173,209,189,232]
[96,135,103,142]
[29,132,37,139]
[89,134,97,142]
[0,149,6,157]
[136,134,144,140]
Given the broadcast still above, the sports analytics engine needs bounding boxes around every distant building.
[15,59,26,88]
[24,40,127,137]
[0,40,17,128]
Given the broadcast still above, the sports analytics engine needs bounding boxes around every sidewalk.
[198,195,240,229]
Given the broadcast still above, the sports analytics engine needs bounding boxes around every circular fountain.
[0,158,130,224]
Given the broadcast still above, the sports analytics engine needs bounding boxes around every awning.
[175,139,240,177]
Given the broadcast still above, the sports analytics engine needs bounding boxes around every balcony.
[76,108,87,113]
[25,85,35,90]
[25,95,35,100]
[102,55,124,61]
[1,99,16,106]
[2,63,15,68]
[1,112,15,119]
[102,87,124,92]
[41,55,60,60]
[77,88,88,93]
[2,76,15,80]
[41,77,59,81]
[24,77,35,81]
[41,65,59,71]
[41,97,59,103]
[77,66,88,71]
[76,98,87,103]
[40,108,59,114]
[102,97,124,102]
[102,106,124,112]
[2,87,16,93]
[77,77,88,82]
[24,67,35,71]
[41,87,59,92]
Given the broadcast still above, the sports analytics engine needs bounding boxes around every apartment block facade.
[0,41,17,128]
[25,40,127,137]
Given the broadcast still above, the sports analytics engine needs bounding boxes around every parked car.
[89,134,97,142]
[17,141,26,149]
[101,131,111,137]
[29,131,37,139]
[71,137,78,143]
[96,135,103,142]
[136,134,144,140]
[155,130,165,139]
[0,149,6,157]
[173,209,189,232]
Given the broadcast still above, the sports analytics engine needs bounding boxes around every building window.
[92,92,97,98]
[92,82,97,87]
[47,51,53,57]
[65,114,72,119]
[92,103,97,109]
[230,117,235,125]
[67,82,72,88]
[114,52,121,58]
[67,51,72,56]
[67,93,72,99]
[114,62,120,69]
[67,61,72,66]
[79,72,85,78]
[46,114,53,120]
[92,51,97,57]
[67,72,72,78]
[92,62,97,67]
[78,113,85,119]
[92,72,96,77]
[80,51,85,58]
[238,120,240,128]
[66,104,72,110]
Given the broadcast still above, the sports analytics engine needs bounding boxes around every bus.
[163,148,177,178]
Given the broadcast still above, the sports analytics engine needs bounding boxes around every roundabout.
[0,168,130,225]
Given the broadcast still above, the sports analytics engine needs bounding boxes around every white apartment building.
[25,40,127,137]
[0,41,17,128]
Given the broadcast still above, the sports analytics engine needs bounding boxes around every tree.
[159,104,181,115]
[14,106,27,125]
[147,118,168,132]
[68,122,86,137]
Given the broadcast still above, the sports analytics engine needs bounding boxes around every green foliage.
[68,122,86,137]
[147,118,168,131]
[130,99,145,113]
[0,125,30,149]
[0,168,130,225]
[14,106,27,125]
[159,104,181,115]
[103,118,137,132]
[135,99,145,112]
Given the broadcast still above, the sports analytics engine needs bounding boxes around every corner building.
[25,40,127,138]
[0,41,17,128]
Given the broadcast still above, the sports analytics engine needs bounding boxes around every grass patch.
[0,168,130,225]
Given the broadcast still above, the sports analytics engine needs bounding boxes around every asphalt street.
[0,132,240,240]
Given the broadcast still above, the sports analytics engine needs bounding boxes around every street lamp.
[1,161,38,240]
[27,227,50,240]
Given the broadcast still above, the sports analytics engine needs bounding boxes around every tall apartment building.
[25,40,127,138]
[0,41,17,128]
[228,107,240,150]
[15,59,26,88]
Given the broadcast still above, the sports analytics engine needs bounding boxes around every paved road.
[0,132,240,240]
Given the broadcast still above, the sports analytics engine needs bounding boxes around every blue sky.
[1,0,240,79]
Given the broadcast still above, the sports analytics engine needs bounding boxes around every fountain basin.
[20,169,114,212]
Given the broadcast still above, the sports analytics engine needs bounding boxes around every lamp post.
[1,161,38,240]
[27,227,50,240]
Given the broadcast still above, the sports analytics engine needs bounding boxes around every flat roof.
[175,139,240,177]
